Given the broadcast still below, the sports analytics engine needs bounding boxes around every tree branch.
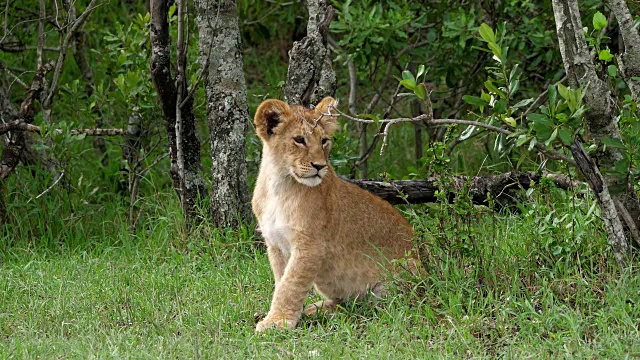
[605,0,640,102]
[348,171,584,207]
[325,105,576,164]
[43,0,99,109]
[0,121,129,136]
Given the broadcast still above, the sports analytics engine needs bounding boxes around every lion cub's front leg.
[267,245,287,284]
[256,243,322,332]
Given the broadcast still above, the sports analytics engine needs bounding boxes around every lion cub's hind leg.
[303,299,340,316]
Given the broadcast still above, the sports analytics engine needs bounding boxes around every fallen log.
[347,171,584,207]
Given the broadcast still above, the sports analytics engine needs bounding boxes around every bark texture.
[194,0,251,227]
[0,61,54,181]
[606,0,640,102]
[552,0,640,256]
[283,0,336,106]
[570,139,629,267]
[348,172,582,207]
[150,0,207,222]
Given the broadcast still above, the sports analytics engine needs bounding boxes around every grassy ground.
[1,189,639,359]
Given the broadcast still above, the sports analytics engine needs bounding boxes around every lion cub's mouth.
[292,171,324,187]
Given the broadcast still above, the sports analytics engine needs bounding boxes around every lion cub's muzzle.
[292,163,328,187]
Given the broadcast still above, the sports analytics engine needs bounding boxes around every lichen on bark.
[194,0,251,227]
[552,0,640,262]
[283,0,336,106]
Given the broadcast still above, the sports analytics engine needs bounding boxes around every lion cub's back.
[331,179,413,259]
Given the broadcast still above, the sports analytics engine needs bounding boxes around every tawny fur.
[252,97,414,332]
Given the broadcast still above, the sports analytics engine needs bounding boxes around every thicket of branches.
[2,0,640,266]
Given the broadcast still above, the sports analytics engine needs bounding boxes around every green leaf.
[402,70,415,82]
[593,11,607,31]
[557,127,573,146]
[509,79,520,96]
[528,137,537,151]
[399,79,416,91]
[599,49,614,62]
[462,95,487,106]
[488,42,503,60]
[484,80,505,98]
[527,113,548,123]
[493,99,507,114]
[614,157,630,174]
[416,65,426,79]
[509,64,520,85]
[459,125,476,140]
[601,137,626,149]
[478,23,496,43]
[530,115,554,140]
[480,90,492,103]
[414,83,426,100]
[557,83,570,101]
[515,134,530,147]
[608,65,618,78]
[504,117,516,127]
[545,127,558,147]
[512,98,534,110]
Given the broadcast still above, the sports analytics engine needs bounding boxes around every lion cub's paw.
[255,316,297,333]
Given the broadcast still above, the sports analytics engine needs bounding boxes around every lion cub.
[252,97,414,332]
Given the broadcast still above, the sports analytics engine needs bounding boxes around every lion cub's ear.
[254,99,289,140]
[314,96,339,135]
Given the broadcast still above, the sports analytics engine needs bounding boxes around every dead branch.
[0,63,29,89]
[27,169,64,203]
[0,43,60,52]
[569,138,629,267]
[0,121,128,136]
[43,0,99,109]
[348,171,585,207]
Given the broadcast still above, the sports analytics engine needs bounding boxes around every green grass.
[1,189,639,358]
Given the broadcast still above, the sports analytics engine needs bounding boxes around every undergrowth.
[1,178,639,358]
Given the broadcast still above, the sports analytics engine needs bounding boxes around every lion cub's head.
[254,97,339,187]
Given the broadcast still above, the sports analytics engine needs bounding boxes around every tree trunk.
[120,109,143,229]
[194,0,251,227]
[606,0,640,102]
[0,62,55,225]
[149,0,207,224]
[283,0,336,106]
[569,139,629,267]
[552,0,640,257]
[348,171,582,208]
[0,74,18,225]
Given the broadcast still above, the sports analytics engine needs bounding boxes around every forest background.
[1,0,640,357]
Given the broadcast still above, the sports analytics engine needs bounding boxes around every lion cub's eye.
[321,138,329,145]
[293,136,306,145]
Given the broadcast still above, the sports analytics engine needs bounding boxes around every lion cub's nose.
[311,162,327,171]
